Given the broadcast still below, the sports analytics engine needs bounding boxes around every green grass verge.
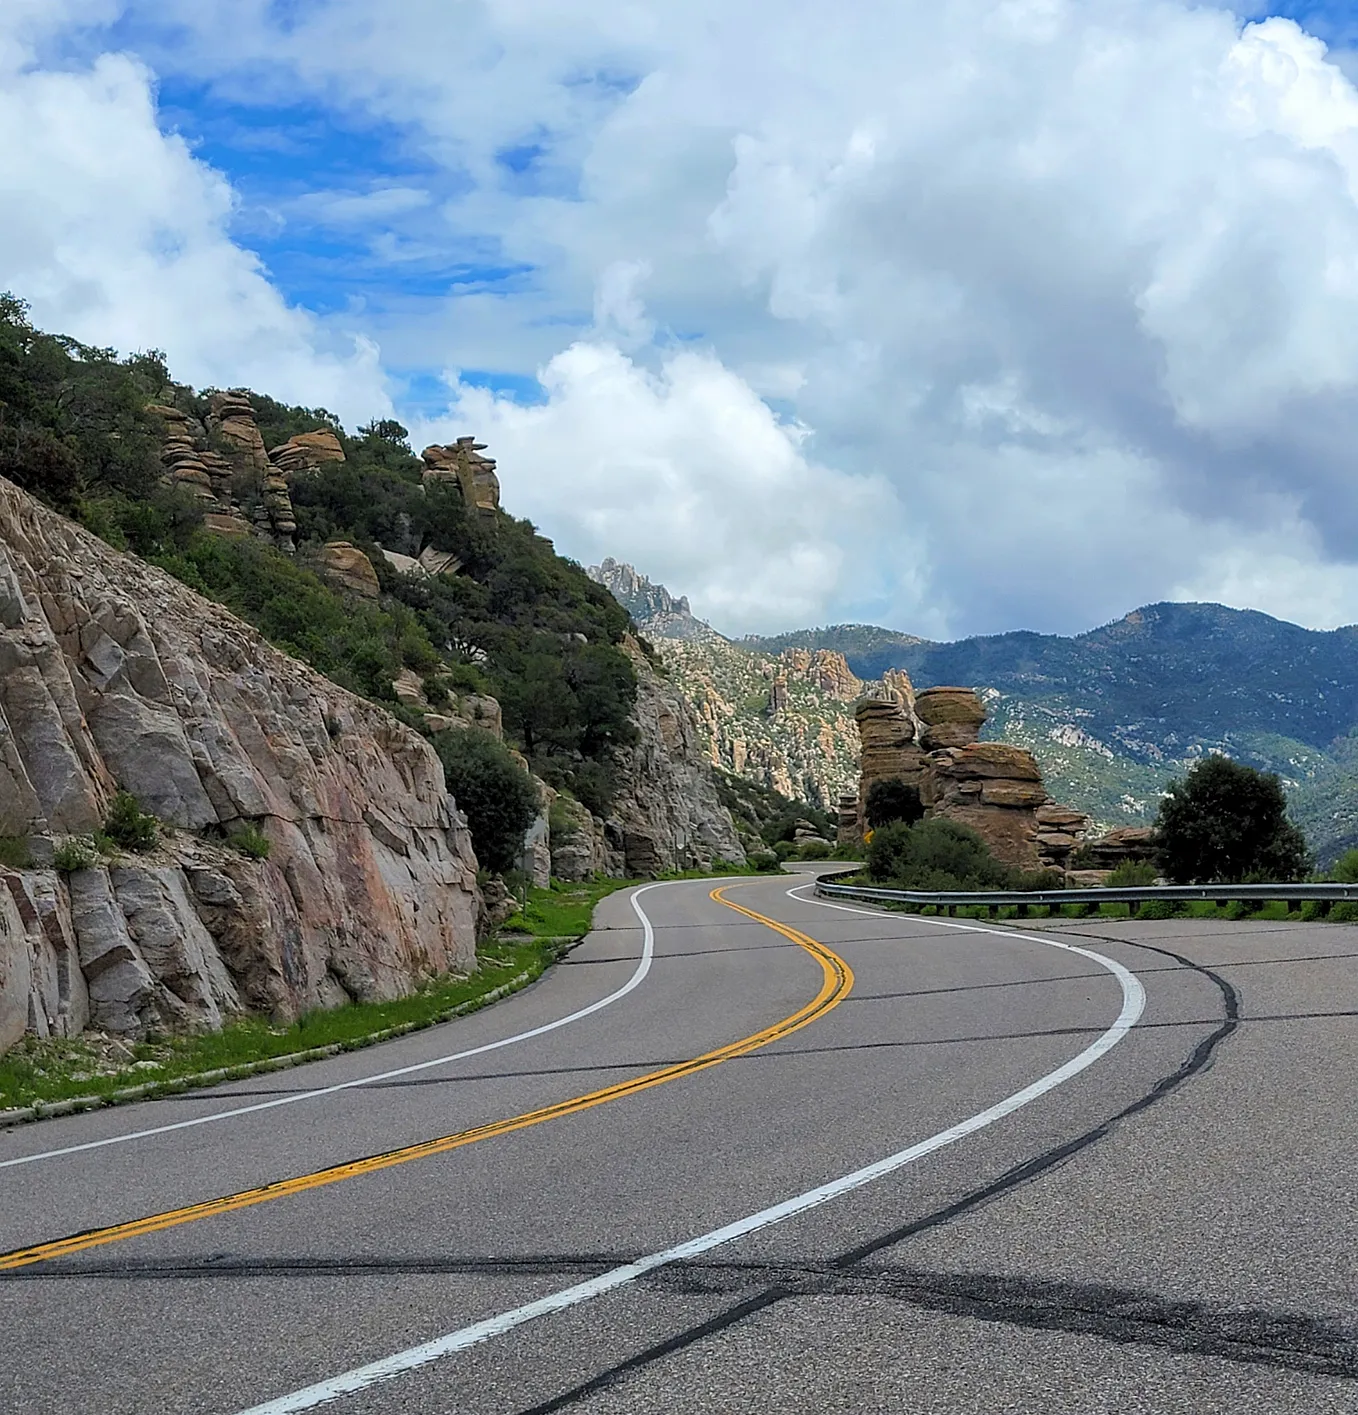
[0,937,557,1113]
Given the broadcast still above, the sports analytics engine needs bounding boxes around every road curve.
[2,869,1356,1413]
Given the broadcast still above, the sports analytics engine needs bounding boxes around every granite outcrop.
[0,475,480,1055]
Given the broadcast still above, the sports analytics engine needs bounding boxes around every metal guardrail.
[813,872,1358,916]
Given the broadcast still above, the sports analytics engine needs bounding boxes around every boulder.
[318,542,381,599]
[914,686,987,749]
[269,430,346,478]
[854,688,927,827]
[1082,826,1157,868]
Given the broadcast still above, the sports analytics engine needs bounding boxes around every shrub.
[53,837,98,872]
[1224,899,1254,920]
[102,791,158,853]
[228,823,272,860]
[864,778,924,830]
[0,836,31,869]
[1329,900,1358,923]
[1155,756,1311,884]
[1137,898,1179,920]
[1301,900,1329,922]
[798,839,832,860]
[749,850,780,873]
[1107,860,1158,887]
[435,728,540,875]
[772,839,799,861]
[867,817,1012,891]
[1330,848,1358,884]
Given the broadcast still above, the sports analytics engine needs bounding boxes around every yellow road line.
[0,884,853,1272]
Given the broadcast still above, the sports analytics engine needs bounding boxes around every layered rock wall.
[0,476,480,1052]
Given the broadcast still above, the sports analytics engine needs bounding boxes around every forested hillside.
[0,295,637,818]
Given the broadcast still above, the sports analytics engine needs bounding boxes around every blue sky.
[8,1,1358,638]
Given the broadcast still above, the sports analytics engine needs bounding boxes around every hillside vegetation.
[0,295,636,816]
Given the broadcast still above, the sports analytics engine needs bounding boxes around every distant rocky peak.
[588,559,723,643]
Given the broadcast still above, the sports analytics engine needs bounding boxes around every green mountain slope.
[752,603,1358,860]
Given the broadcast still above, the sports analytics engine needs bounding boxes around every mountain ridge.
[594,561,1358,860]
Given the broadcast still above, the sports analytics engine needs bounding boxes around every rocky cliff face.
[0,476,480,1054]
[547,640,745,879]
[588,560,717,642]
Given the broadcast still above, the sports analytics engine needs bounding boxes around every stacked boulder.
[149,393,299,549]
[422,438,501,511]
[854,694,926,827]
[147,406,252,537]
[853,678,1094,874]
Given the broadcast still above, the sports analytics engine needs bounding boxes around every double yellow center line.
[0,885,853,1272]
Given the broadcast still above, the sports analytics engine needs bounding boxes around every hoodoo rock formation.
[422,438,502,512]
[849,676,1095,873]
[0,476,480,1055]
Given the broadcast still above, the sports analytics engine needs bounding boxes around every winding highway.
[2,867,1356,1413]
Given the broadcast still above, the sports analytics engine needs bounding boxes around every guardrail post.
[1287,899,1301,914]
[988,903,999,918]
[1016,902,1028,919]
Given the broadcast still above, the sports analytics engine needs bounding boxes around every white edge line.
[234,877,1146,1414]
[0,883,665,1171]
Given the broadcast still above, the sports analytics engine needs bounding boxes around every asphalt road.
[2,867,1356,1413]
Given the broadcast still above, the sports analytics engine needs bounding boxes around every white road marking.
[0,884,664,1171]
[235,879,1145,1414]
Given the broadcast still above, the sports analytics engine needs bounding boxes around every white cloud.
[17,1,1358,636]
[412,338,914,637]
[0,28,391,424]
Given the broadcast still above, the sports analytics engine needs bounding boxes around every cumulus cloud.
[413,336,912,637]
[19,1,1358,636]
[0,21,391,423]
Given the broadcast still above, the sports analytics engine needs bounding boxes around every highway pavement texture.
[1,867,1356,1413]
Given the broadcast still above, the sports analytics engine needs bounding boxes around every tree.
[1155,756,1311,884]
[864,777,924,829]
[434,727,540,874]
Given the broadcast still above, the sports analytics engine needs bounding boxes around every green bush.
[1330,848,1358,883]
[435,728,539,875]
[53,838,98,872]
[1137,898,1179,920]
[749,850,780,873]
[1224,899,1255,920]
[798,839,832,860]
[227,823,272,860]
[1107,860,1159,887]
[864,778,924,830]
[102,791,158,853]
[1329,900,1358,923]
[772,839,799,861]
[866,817,1012,891]
[0,836,31,869]
[1301,900,1329,922]
[1155,756,1311,884]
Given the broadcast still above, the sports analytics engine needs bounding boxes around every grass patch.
[0,937,555,1112]
[0,836,31,869]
